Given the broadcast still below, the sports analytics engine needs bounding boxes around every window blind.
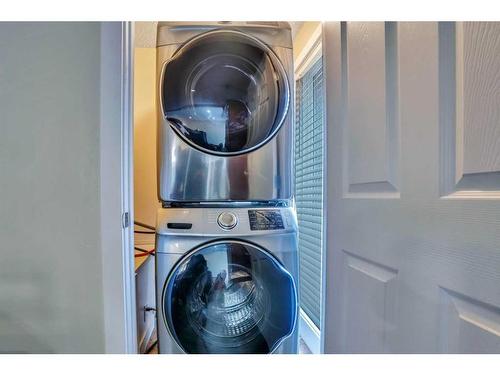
[294,56,324,329]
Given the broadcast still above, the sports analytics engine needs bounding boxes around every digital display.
[248,210,284,231]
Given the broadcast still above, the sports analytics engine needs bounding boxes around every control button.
[217,212,238,230]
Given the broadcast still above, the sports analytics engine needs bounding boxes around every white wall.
[0,22,110,353]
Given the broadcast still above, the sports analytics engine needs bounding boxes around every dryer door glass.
[161,30,289,156]
[163,240,297,354]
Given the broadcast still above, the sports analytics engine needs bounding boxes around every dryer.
[156,22,294,204]
[155,206,299,354]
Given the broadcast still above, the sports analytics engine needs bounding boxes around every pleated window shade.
[294,56,324,329]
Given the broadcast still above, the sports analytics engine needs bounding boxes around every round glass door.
[161,30,290,156]
[163,240,297,354]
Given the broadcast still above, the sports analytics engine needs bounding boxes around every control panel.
[248,209,285,231]
[157,207,295,235]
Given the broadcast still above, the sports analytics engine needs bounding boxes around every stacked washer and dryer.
[154,22,299,354]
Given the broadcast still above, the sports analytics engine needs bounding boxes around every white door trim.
[299,308,321,354]
[320,21,341,354]
[120,21,137,354]
[100,21,137,353]
[294,22,324,353]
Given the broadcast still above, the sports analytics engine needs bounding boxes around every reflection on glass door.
[163,241,297,353]
[162,31,290,155]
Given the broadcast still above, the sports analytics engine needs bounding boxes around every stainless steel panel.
[161,30,290,157]
[155,250,298,354]
[157,21,293,48]
[155,206,298,238]
[155,206,299,354]
[156,41,294,203]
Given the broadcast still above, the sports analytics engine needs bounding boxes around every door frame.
[294,22,324,354]
[119,20,137,354]
[100,21,137,353]
[320,21,340,354]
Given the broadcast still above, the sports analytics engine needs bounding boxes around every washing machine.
[156,22,294,204]
[155,206,299,354]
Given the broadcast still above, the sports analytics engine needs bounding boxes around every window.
[294,49,324,350]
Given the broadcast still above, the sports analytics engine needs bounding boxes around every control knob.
[217,212,238,230]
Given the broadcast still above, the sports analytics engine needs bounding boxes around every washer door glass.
[163,241,297,354]
[161,30,289,156]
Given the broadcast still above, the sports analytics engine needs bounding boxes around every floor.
[298,338,312,354]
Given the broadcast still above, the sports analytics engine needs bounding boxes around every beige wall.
[133,47,161,240]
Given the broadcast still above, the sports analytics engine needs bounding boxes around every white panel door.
[322,22,500,353]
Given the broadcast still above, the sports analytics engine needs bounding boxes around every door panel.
[340,251,398,353]
[323,22,500,353]
[344,22,399,197]
[439,287,500,353]
[440,22,500,197]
